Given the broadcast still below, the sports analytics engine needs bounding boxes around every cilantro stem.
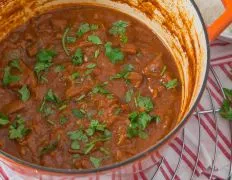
[62,27,71,56]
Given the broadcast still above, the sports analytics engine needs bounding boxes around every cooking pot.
[0,0,231,179]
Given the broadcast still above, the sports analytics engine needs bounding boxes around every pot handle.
[207,0,232,42]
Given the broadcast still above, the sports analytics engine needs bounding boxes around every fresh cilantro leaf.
[71,140,80,150]
[100,147,110,155]
[9,116,31,140]
[92,84,110,94]
[67,130,88,142]
[76,94,86,102]
[164,79,178,89]
[71,72,80,80]
[18,85,30,102]
[3,66,20,86]
[86,120,106,136]
[109,20,129,36]
[55,65,65,73]
[84,69,93,76]
[34,49,57,78]
[72,109,85,119]
[123,64,134,72]
[72,154,81,159]
[40,140,58,156]
[60,115,68,125]
[72,48,83,65]
[43,106,54,117]
[105,42,124,64]
[223,88,232,102]
[125,89,134,103]
[86,63,96,69]
[94,49,100,58]
[76,23,99,37]
[83,143,95,155]
[90,156,102,168]
[62,27,71,56]
[45,89,61,104]
[9,59,21,72]
[0,113,9,126]
[109,20,129,43]
[220,100,232,120]
[137,95,154,112]
[110,64,134,80]
[88,35,102,45]
[127,111,159,138]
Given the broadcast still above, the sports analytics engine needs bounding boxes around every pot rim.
[0,0,210,175]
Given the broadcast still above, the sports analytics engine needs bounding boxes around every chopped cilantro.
[76,23,99,37]
[76,94,86,102]
[67,130,88,142]
[9,116,31,140]
[94,49,100,58]
[105,42,124,64]
[34,49,57,78]
[160,66,167,76]
[127,112,159,139]
[164,79,178,89]
[72,48,83,66]
[60,115,68,125]
[86,63,97,69]
[40,140,58,156]
[88,35,102,45]
[90,156,102,168]
[125,89,134,103]
[86,120,106,136]
[45,89,61,104]
[223,88,232,102]
[72,109,85,119]
[137,95,154,112]
[109,20,129,43]
[0,113,9,126]
[71,72,80,80]
[84,69,93,76]
[100,147,110,155]
[18,85,30,102]
[9,59,21,72]
[71,140,80,150]
[110,64,134,80]
[220,100,232,120]
[55,65,65,73]
[92,84,110,95]
[2,66,20,86]
[83,143,95,155]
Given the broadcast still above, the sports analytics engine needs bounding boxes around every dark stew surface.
[0,5,181,169]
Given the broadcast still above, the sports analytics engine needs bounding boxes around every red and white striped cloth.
[0,40,231,180]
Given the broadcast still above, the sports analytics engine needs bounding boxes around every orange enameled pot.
[0,0,231,179]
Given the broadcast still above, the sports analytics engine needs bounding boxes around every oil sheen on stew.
[0,5,181,169]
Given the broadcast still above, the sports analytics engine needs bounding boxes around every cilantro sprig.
[127,112,160,139]
[9,116,31,140]
[105,42,124,64]
[109,20,129,43]
[18,85,30,102]
[34,49,57,79]
[220,88,232,121]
